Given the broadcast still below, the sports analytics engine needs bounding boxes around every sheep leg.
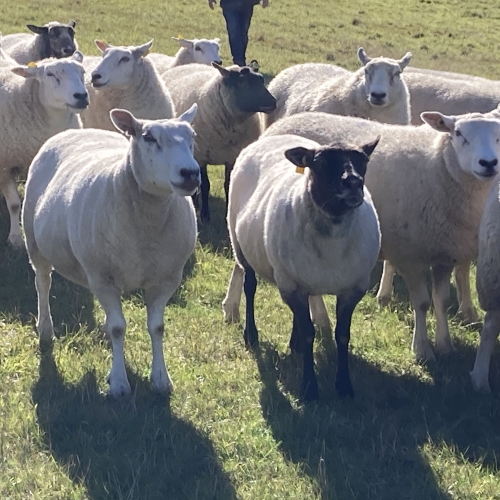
[334,289,364,398]
[145,283,178,394]
[222,263,244,323]
[1,177,24,248]
[309,295,331,333]
[377,260,396,307]
[91,282,130,397]
[432,264,455,354]
[470,310,500,393]
[34,262,54,349]
[243,265,259,347]
[224,161,234,214]
[454,262,480,324]
[199,164,211,223]
[281,289,319,401]
[405,271,435,361]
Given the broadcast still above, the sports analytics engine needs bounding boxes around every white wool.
[22,107,200,398]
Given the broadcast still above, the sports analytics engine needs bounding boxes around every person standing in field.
[208,0,269,67]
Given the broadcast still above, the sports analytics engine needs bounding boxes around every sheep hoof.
[470,371,491,394]
[108,374,131,398]
[335,375,354,398]
[377,294,391,308]
[301,378,319,402]
[8,233,25,249]
[435,340,455,355]
[457,307,481,325]
[414,344,436,362]
[243,327,259,349]
[222,303,240,323]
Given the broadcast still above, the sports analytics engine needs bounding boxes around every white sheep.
[22,105,200,398]
[149,37,222,74]
[470,179,500,393]
[0,52,88,247]
[265,48,412,129]
[2,21,78,65]
[162,62,276,222]
[263,109,500,361]
[81,39,175,131]
[0,33,16,67]
[223,133,380,401]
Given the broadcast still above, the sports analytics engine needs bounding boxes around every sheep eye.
[119,56,130,63]
[393,71,401,78]
[195,46,202,52]
[455,130,462,137]
[143,133,157,143]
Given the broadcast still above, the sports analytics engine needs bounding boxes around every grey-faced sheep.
[2,21,78,65]
[81,39,175,131]
[162,62,276,222]
[22,105,200,398]
[0,52,88,247]
[263,110,500,362]
[149,37,222,74]
[470,179,500,393]
[265,48,412,129]
[223,133,380,401]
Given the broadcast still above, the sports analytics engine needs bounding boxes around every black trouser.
[222,3,254,66]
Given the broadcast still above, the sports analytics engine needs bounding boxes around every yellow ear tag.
[178,34,183,39]
[295,166,305,174]
[27,62,37,68]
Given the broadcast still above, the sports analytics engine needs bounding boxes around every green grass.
[1,0,500,499]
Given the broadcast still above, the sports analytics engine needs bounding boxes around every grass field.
[1,0,500,499]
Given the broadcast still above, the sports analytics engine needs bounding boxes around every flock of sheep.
[1,20,500,401]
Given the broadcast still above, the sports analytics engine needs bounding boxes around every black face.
[221,66,277,114]
[285,139,379,219]
[28,22,77,58]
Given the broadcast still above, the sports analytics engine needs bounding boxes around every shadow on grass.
[32,348,238,500]
[254,337,500,500]
[197,194,231,257]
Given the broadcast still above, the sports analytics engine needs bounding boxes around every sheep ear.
[110,109,142,138]
[95,40,110,53]
[398,52,412,71]
[11,65,42,79]
[178,103,198,124]
[421,112,456,133]
[134,39,154,58]
[357,47,370,66]
[284,146,315,168]
[72,50,84,63]
[212,61,230,76]
[178,39,194,50]
[27,24,48,35]
[214,38,221,44]
[362,136,381,158]
[68,20,76,28]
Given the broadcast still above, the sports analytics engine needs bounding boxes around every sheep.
[264,48,412,129]
[0,51,88,248]
[263,109,500,361]
[81,39,175,131]
[148,37,222,74]
[2,21,78,65]
[0,33,16,67]
[222,133,380,401]
[162,62,276,222]
[22,105,200,398]
[470,179,500,393]
[405,65,491,83]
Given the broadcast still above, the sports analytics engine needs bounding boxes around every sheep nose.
[479,158,498,169]
[370,92,387,99]
[180,168,200,181]
[62,47,73,55]
[343,174,363,189]
[74,92,88,101]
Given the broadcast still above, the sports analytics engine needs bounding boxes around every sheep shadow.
[253,337,500,500]
[32,348,238,500]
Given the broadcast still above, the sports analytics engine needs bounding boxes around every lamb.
[162,62,276,222]
[2,21,78,65]
[22,105,200,398]
[81,39,175,131]
[148,37,222,74]
[470,179,500,393]
[0,51,88,247]
[265,48,412,129]
[263,109,500,361]
[222,133,380,401]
